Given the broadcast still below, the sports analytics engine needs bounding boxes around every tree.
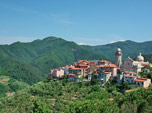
[32,99,52,113]
[66,99,119,113]
[122,82,129,90]
[120,100,137,113]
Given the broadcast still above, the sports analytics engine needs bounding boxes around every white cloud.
[110,40,126,44]
[77,42,87,45]
[73,37,109,46]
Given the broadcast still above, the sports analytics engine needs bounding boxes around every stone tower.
[115,48,122,68]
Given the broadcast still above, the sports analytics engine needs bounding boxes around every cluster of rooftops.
[50,48,152,88]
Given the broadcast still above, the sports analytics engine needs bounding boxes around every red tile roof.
[65,65,69,68]
[99,65,105,67]
[102,70,111,74]
[99,64,117,68]
[124,71,137,74]
[71,68,83,70]
[134,78,148,82]
[88,61,96,64]
[134,79,146,82]
[145,63,150,66]
[104,72,111,74]
[78,65,88,67]
[108,98,114,101]
[99,60,110,63]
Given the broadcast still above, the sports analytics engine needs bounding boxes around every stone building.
[115,48,122,68]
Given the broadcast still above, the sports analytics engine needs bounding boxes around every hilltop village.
[50,48,152,88]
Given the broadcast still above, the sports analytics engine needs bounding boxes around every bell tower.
[115,48,122,68]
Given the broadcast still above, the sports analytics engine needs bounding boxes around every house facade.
[51,68,65,78]
[134,78,151,87]
[123,75,136,84]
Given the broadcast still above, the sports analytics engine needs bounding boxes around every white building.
[121,53,150,73]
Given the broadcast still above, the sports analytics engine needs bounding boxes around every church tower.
[115,48,122,68]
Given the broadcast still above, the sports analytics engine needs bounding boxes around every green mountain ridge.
[82,40,152,62]
[0,36,152,98]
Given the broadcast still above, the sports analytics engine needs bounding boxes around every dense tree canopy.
[0,79,152,113]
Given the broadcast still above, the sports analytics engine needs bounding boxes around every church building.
[115,48,150,74]
[121,53,149,73]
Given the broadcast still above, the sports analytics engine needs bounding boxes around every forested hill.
[82,40,152,62]
[0,37,106,87]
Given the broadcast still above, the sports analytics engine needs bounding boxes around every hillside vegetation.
[0,79,152,113]
[0,76,29,98]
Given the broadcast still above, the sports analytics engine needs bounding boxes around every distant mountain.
[82,40,152,62]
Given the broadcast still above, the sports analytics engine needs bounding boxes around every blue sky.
[0,0,152,45]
